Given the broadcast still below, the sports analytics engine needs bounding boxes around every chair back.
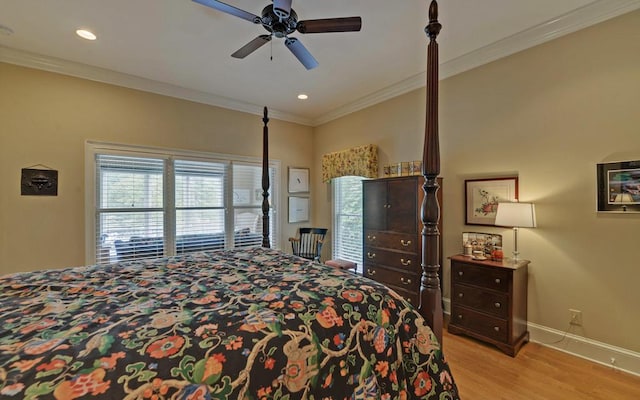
[290,228,328,261]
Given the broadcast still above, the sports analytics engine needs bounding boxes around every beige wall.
[313,10,640,352]
[0,63,313,273]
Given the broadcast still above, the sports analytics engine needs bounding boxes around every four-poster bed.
[0,2,456,399]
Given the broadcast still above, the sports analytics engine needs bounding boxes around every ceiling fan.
[193,0,362,70]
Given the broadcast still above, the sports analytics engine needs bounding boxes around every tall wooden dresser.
[362,176,443,306]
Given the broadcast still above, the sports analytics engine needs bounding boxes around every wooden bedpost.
[261,106,271,248]
[419,0,443,345]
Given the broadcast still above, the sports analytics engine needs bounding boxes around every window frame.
[85,141,280,264]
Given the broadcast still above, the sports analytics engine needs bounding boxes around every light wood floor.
[443,330,640,399]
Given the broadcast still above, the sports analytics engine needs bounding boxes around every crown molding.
[0,46,313,126]
[312,0,640,126]
[1,0,638,128]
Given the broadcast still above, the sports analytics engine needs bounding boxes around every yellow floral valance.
[322,144,378,183]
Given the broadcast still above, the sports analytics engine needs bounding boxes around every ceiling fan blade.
[284,37,318,70]
[296,17,362,34]
[273,0,292,19]
[231,35,272,58]
[192,0,260,23]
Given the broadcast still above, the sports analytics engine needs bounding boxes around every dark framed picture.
[21,168,58,196]
[597,160,640,213]
[465,177,518,225]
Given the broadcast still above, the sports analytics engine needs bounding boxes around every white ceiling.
[1,0,639,126]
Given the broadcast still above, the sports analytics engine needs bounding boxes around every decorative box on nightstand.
[448,254,530,356]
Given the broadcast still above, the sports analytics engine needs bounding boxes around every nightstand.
[448,254,530,356]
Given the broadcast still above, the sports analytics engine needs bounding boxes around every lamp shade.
[495,202,537,228]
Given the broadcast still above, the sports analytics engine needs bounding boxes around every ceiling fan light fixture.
[194,0,361,70]
[76,29,96,41]
[297,94,308,100]
[273,0,292,19]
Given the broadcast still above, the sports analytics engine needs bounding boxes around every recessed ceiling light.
[297,94,308,100]
[76,29,96,41]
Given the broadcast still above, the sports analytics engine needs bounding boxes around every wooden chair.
[289,228,328,262]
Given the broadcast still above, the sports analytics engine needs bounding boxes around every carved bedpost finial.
[425,0,442,40]
[263,106,269,124]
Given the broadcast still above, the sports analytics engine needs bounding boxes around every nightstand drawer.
[452,284,509,318]
[451,306,508,343]
[364,248,419,271]
[451,261,510,292]
[365,230,417,253]
[364,265,418,290]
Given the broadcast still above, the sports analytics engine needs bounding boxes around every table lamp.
[495,202,536,262]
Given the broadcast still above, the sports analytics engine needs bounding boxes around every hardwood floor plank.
[442,330,640,399]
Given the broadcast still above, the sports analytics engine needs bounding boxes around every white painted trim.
[443,296,640,377]
[528,322,640,377]
[2,0,639,127]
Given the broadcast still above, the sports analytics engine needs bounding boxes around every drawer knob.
[367,268,376,276]
[458,271,463,276]
[400,258,411,266]
[367,252,376,259]
[400,239,412,247]
[494,302,501,308]
[386,204,392,209]
[400,277,412,285]
[494,326,500,332]
[457,314,463,320]
[407,298,412,303]
[495,278,501,284]
[458,293,464,298]
[367,235,377,241]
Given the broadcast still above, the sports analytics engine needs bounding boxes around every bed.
[0,1,455,398]
[0,248,456,399]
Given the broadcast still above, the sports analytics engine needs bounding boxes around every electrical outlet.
[569,309,582,326]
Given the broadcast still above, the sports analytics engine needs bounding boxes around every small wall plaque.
[21,168,58,196]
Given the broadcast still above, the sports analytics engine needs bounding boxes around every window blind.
[232,163,277,248]
[91,145,280,264]
[96,155,165,263]
[333,176,365,272]
[175,159,227,253]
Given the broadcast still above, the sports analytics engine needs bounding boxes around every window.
[88,143,279,264]
[332,176,365,273]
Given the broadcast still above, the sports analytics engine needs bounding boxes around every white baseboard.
[442,297,640,377]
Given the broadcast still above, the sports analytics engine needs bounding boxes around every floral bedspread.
[0,248,458,399]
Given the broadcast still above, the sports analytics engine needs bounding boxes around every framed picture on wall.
[597,160,640,213]
[288,167,309,193]
[465,177,518,225]
[288,196,310,223]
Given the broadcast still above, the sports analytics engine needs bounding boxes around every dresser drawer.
[365,230,417,253]
[451,305,508,343]
[364,265,418,292]
[451,261,510,292]
[388,286,419,307]
[364,248,419,271]
[452,283,509,318]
